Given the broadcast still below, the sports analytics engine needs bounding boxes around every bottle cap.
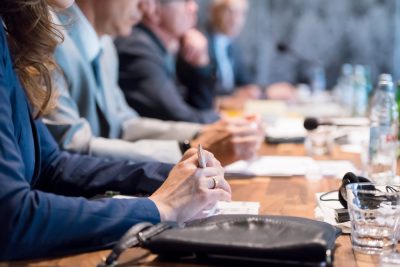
[379,73,393,83]
[378,73,394,92]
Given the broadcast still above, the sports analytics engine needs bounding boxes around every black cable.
[98,222,154,267]
[319,190,339,202]
[98,222,176,267]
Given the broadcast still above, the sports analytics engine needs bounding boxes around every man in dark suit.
[116,0,219,124]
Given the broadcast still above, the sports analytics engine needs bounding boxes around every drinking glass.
[305,126,335,157]
[346,183,400,263]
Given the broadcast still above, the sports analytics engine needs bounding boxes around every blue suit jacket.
[207,33,252,95]
[0,23,172,260]
[175,30,254,110]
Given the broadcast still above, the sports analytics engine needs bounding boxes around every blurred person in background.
[0,0,230,260]
[202,0,296,110]
[46,0,263,166]
[116,0,220,123]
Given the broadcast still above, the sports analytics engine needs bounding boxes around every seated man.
[201,0,296,110]
[115,0,222,123]
[45,0,263,166]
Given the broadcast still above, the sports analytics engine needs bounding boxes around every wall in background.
[198,0,400,88]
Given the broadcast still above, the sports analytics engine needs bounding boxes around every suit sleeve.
[122,117,201,142]
[233,45,253,87]
[119,54,220,124]
[0,79,170,260]
[176,57,217,110]
[44,71,182,163]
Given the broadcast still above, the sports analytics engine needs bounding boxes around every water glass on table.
[305,126,335,157]
[346,183,400,263]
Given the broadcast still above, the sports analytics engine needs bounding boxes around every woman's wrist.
[149,196,175,222]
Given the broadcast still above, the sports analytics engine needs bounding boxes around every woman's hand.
[149,148,231,224]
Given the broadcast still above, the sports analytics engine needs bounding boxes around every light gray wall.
[198,0,400,87]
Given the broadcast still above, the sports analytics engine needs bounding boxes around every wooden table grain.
[0,143,381,267]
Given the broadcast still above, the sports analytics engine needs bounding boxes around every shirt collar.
[213,34,232,50]
[137,24,167,55]
[64,4,101,62]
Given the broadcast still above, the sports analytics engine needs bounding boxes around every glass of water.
[305,126,335,157]
[346,183,400,262]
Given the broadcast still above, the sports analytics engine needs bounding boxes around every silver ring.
[211,177,219,189]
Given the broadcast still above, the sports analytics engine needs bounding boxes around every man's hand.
[217,84,262,110]
[191,116,264,166]
[265,82,296,101]
[180,29,210,67]
[236,84,262,99]
[149,149,231,224]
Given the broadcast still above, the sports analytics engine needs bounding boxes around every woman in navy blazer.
[0,0,230,261]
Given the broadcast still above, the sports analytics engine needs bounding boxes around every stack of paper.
[315,192,350,233]
[225,156,316,177]
[264,117,306,143]
[225,156,358,178]
[203,201,260,217]
[316,160,358,177]
[113,195,260,218]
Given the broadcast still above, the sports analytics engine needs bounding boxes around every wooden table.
[1,143,380,267]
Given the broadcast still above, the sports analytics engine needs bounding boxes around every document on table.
[316,160,358,177]
[113,196,260,217]
[264,117,306,142]
[315,192,350,234]
[225,156,316,177]
[202,201,260,217]
[225,156,358,178]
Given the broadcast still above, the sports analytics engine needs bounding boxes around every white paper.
[265,117,306,139]
[203,201,260,217]
[317,160,358,178]
[225,156,358,179]
[225,156,316,177]
[288,102,346,118]
[315,192,350,233]
[113,196,260,218]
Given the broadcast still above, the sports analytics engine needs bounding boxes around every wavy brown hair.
[1,0,63,118]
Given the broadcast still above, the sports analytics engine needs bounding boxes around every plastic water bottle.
[334,64,353,108]
[369,74,394,116]
[352,65,369,116]
[310,66,326,94]
[368,74,399,185]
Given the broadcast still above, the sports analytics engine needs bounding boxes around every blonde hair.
[210,0,248,10]
[1,0,62,118]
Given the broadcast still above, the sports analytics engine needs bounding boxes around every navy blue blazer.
[0,23,172,260]
[175,30,254,110]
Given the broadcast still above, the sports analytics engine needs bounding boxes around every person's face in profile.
[48,0,75,9]
[95,0,148,37]
[212,0,248,38]
[158,0,198,39]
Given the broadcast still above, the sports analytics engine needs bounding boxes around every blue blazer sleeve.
[0,22,172,261]
[36,120,172,197]
[0,74,172,261]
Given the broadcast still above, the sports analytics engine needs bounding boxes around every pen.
[197,144,206,168]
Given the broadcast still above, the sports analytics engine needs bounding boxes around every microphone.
[276,42,318,66]
[276,43,289,53]
[303,117,369,131]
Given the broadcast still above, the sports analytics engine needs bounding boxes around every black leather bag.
[99,215,341,267]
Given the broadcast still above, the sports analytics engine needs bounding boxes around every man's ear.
[141,0,162,25]
[139,0,156,16]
